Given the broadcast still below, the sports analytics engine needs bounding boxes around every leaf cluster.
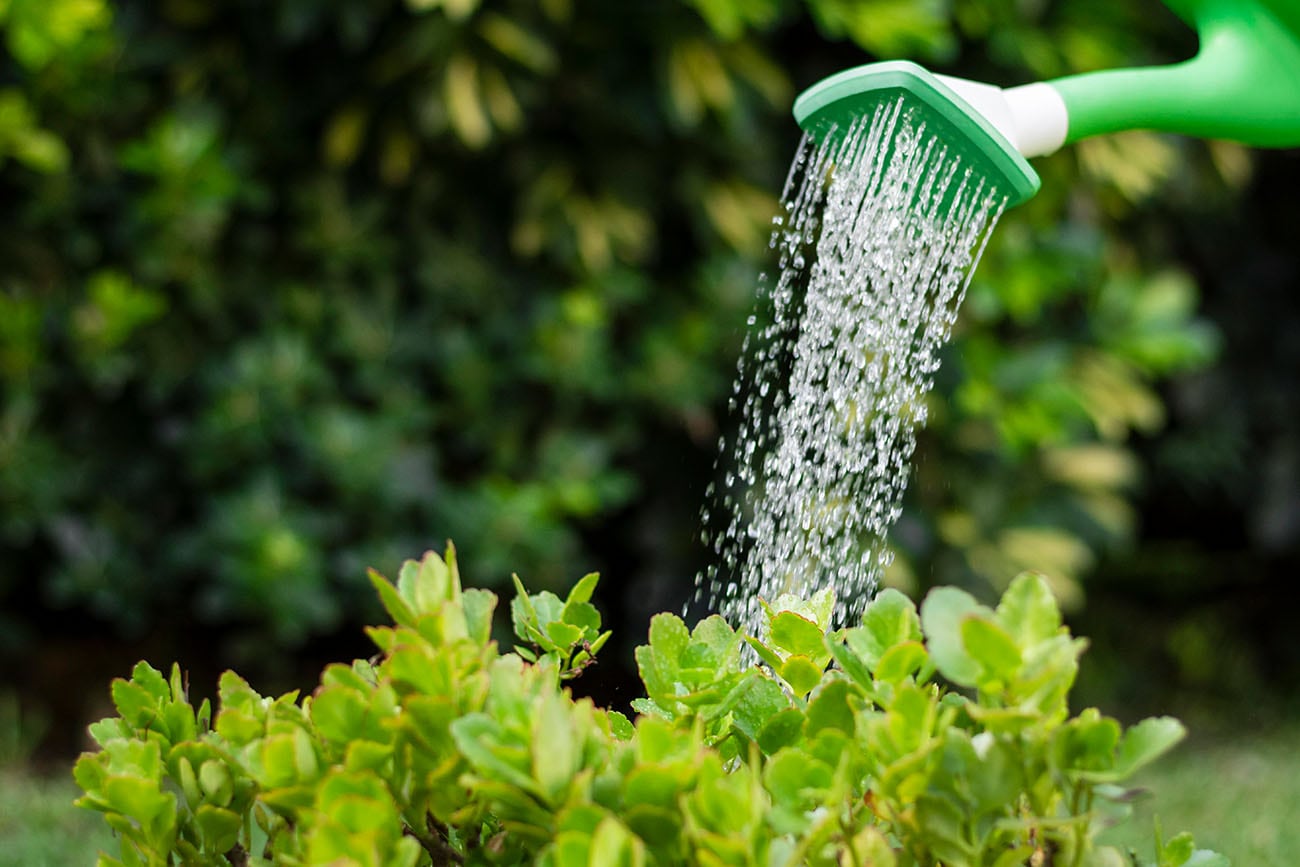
[76,548,1225,866]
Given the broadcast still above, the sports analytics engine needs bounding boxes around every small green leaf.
[194,804,241,852]
[961,616,1022,687]
[176,756,201,808]
[511,574,541,640]
[757,707,805,754]
[1114,716,1186,778]
[398,551,452,614]
[131,662,169,702]
[828,637,875,691]
[636,614,690,705]
[607,710,635,741]
[916,792,976,864]
[684,616,740,671]
[546,619,584,649]
[744,636,786,672]
[848,826,897,867]
[310,685,368,743]
[769,611,826,661]
[763,748,832,806]
[920,586,987,688]
[588,816,645,867]
[996,572,1062,649]
[778,655,824,696]
[531,590,567,628]
[732,674,790,742]
[198,760,233,807]
[561,599,601,635]
[805,678,855,735]
[1162,833,1196,865]
[451,714,538,793]
[370,569,417,627]
[874,641,929,685]
[462,587,498,646]
[1054,707,1121,774]
[623,804,681,850]
[566,572,600,605]
[110,680,159,730]
[623,765,684,811]
[532,691,577,804]
[854,589,923,667]
[648,613,690,659]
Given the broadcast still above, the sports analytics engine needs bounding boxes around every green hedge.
[1,0,1226,664]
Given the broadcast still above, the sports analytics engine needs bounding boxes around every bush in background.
[7,0,1291,726]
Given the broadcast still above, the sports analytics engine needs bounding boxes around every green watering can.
[793,0,1300,206]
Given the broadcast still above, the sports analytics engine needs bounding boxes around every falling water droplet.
[694,99,1007,638]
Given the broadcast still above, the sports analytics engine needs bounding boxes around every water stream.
[696,98,1008,637]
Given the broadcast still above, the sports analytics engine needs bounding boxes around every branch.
[403,815,465,866]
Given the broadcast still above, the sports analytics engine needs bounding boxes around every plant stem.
[402,815,465,866]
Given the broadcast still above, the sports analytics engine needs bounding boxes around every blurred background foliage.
[1,0,1296,752]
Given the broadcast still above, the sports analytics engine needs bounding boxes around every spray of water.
[695,98,1007,637]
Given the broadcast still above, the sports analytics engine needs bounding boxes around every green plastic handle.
[1050,0,1300,147]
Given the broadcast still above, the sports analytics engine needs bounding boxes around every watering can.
[793,0,1300,206]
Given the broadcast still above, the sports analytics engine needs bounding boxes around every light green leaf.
[828,637,875,691]
[588,816,645,867]
[462,587,497,646]
[606,710,635,741]
[1053,707,1121,774]
[764,748,833,807]
[546,619,584,649]
[1162,833,1196,865]
[778,655,823,696]
[532,692,577,804]
[451,714,538,793]
[874,641,929,685]
[193,804,241,852]
[961,616,1022,687]
[1114,716,1186,778]
[744,635,786,672]
[566,572,600,606]
[996,572,1062,648]
[805,678,855,735]
[920,587,987,688]
[732,674,790,742]
[756,707,804,755]
[853,589,923,668]
[561,599,601,635]
[769,610,826,661]
[682,615,740,671]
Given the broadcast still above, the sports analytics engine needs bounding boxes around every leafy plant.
[75,546,1224,866]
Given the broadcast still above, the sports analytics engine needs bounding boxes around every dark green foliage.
[75,548,1225,866]
[1,0,1229,665]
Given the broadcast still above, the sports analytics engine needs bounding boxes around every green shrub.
[75,547,1225,866]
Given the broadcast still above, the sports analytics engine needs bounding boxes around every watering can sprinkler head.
[793,0,1300,209]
